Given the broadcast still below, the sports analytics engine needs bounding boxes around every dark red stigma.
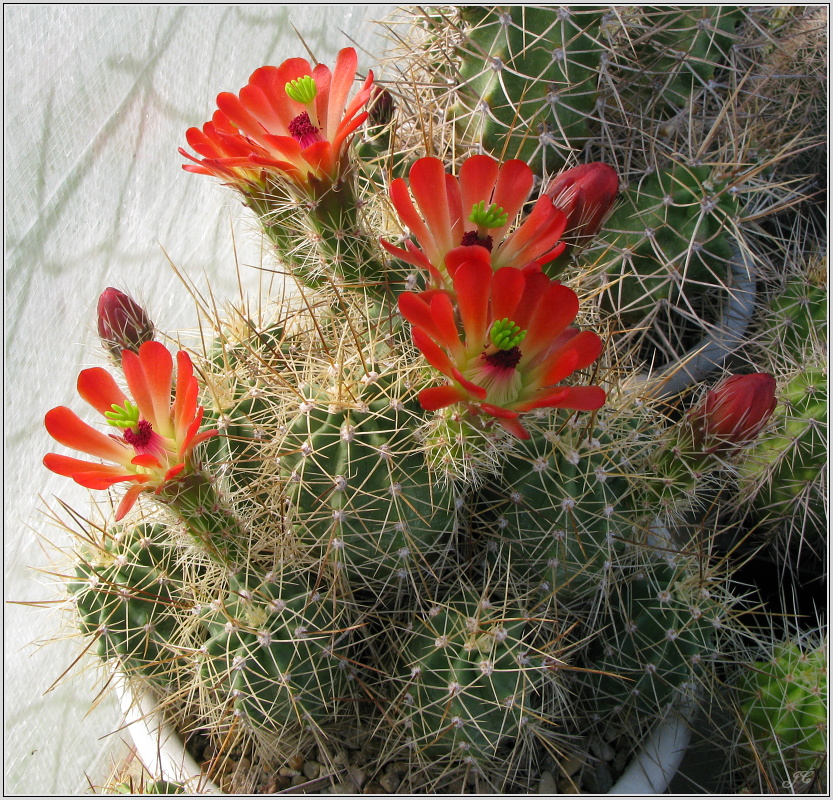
[461,230,494,251]
[288,112,322,147]
[122,419,154,448]
[484,346,522,370]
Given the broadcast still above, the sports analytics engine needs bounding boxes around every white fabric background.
[4,5,396,794]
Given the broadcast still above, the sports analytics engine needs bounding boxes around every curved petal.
[77,368,129,417]
[399,292,445,342]
[412,327,457,377]
[490,267,527,323]
[121,349,156,429]
[389,177,438,262]
[418,385,467,411]
[45,407,133,464]
[444,244,492,281]
[115,482,148,521]
[534,330,605,387]
[453,258,493,348]
[496,198,566,268]
[138,342,174,437]
[490,159,534,239]
[494,415,531,440]
[429,292,465,359]
[459,155,500,223]
[43,453,135,489]
[172,350,197,441]
[450,367,487,400]
[522,282,580,361]
[409,158,455,258]
[325,47,359,140]
[515,385,607,413]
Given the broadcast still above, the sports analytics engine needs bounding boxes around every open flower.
[382,155,568,287]
[180,47,374,194]
[688,373,777,454]
[398,247,606,438]
[44,342,217,520]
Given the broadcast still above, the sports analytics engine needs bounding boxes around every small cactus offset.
[35,8,826,794]
[732,638,827,792]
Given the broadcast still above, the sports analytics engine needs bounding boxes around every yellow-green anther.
[490,318,527,350]
[105,400,141,429]
[469,200,509,229]
[285,75,318,105]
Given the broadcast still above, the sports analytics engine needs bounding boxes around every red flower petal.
[409,158,455,259]
[418,385,467,411]
[45,407,133,464]
[490,159,534,240]
[515,385,607,413]
[522,282,580,361]
[77,367,129,417]
[43,453,135,489]
[412,328,456,377]
[453,258,493,348]
[138,341,174,436]
[490,267,527,323]
[115,482,148,521]
[459,155,500,222]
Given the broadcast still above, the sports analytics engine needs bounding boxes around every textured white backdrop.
[4,5,396,793]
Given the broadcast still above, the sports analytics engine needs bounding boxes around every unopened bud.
[368,85,394,127]
[545,162,619,244]
[97,288,154,360]
[688,373,777,454]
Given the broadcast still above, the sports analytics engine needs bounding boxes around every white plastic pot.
[119,677,694,795]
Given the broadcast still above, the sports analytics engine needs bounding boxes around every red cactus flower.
[43,341,217,520]
[382,155,568,287]
[97,287,155,359]
[180,47,374,193]
[545,162,619,245]
[688,373,778,453]
[398,247,606,439]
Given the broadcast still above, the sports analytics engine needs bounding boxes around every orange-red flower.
[43,342,217,520]
[398,247,606,439]
[688,373,777,453]
[382,156,568,287]
[180,47,374,193]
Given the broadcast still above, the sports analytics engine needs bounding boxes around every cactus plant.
[733,638,827,792]
[33,8,828,794]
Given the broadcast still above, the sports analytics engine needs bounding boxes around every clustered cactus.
[42,6,825,795]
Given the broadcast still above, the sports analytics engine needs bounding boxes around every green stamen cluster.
[105,400,141,429]
[490,318,527,350]
[285,75,318,105]
[469,200,508,229]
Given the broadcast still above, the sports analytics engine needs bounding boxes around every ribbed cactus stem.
[156,472,249,568]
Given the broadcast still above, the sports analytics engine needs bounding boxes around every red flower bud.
[97,288,155,359]
[545,162,619,244]
[688,373,778,453]
[368,85,394,127]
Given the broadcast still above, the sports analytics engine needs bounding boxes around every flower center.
[122,419,155,449]
[483,346,523,370]
[469,200,508,230]
[288,112,322,147]
[460,230,494,251]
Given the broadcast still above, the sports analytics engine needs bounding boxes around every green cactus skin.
[474,417,637,603]
[451,6,605,173]
[735,641,827,787]
[198,568,355,733]
[739,364,827,542]
[615,7,743,118]
[580,557,728,724]
[69,523,200,684]
[384,586,563,763]
[277,386,459,589]
[595,163,738,332]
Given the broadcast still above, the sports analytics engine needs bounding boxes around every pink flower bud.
[545,162,619,244]
[97,288,155,359]
[689,373,778,453]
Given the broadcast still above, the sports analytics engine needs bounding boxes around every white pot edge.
[115,674,222,794]
[118,675,693,795]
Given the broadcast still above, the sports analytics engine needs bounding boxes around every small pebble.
[364,781,386,793]
[303,760,322,781]
[347,765,367,789]
[560,753,585,777]
[537,771,557,793]
[290,774,307,787]
[279,766,301,778]
[590,735,616,762]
